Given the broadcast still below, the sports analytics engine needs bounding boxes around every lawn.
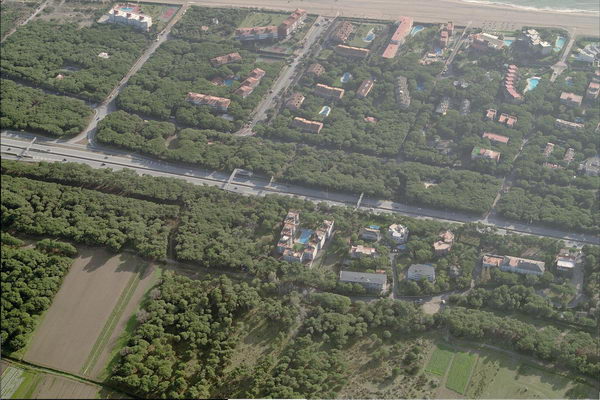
[238,12,287,28]
[347,23,384,48]
[446,351,478,394]
[425,345,454,376]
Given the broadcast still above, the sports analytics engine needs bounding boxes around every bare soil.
[23,246,144,375]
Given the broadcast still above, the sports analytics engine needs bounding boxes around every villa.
[555,118,584,131]
[387,224,409,244]
[349,245,377,258]
[210,52,242,67]
[563,148,575,163]
[586,82,599,100]
[520,29,552,55]
[315,83,345,100]
[560,92,583,107]
[307,63,325,76]
[543,142,555,157]
[556,248,579,274]
[471,32,505,50]
[498,113,517,127]
[482,254,545,276]
[356,79,374,98]
[286,92,305,110]
[292,117,323,133]
[276,211,333,267]
[406,264,436,282]
[485,109,497,120]
[471,146,500,162]
[360,225,381,241]
[482,132,509,144]
[234,68,266,98]
[332,21,354,43]
[186,92,230,112]
[578,156,600,176]
[433,230,454,256]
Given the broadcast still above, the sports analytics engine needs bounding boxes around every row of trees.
[1,79,93,136]
[437,307,599,377]
[1,237,73,353]
[1,21,149,102]
[1,175,178,258]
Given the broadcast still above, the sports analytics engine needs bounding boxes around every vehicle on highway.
[62,158,67,162]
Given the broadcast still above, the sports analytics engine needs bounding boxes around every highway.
[2,135,597,247]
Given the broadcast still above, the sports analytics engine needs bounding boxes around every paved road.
[67,4,190,145]
[236,15,331,135]
[2,135,598,247]
[1,0,53,43]
[550,28,576,82]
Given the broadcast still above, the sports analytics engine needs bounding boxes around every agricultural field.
[424,342,598,399]
[23,246,152,378]
[0,360,124,399]
[445,351,478,394]
[425,344,454,376]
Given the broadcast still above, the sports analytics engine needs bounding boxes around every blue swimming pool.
[416,81,425,91]
[503,39,513,47]
[368,225,380,230]
[298,229,313,244]
[524,77,540,93]
[434,47,443,55]
[410,25,424,36]
[319,106,331,117]
[363,29,376,43]
[120,6,134,12]
[340,72,352,83]
[223,79,234,87]
[554,36,566,52]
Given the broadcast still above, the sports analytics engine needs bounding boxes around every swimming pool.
[363,29,376,43]
[223,79,234,87]
[120,6,134,12]
[503,39,514,47]
[340,72,352,83]
[416,81,425,91]
[554,36,566,52]
[524,77,540,93]
[410,25,424,36]
[434,47,443,55]
[298,229,314,244]
[319,106,331,117]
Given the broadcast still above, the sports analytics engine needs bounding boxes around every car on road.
[62,158,67,162]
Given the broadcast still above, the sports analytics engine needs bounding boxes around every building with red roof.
[498,113,517,127]
[482,132,509,144]
[210,52,242,67]
[335,44,370,58]
[186,92,230,112]
[293,117,323,133]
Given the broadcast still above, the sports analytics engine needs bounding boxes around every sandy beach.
[185,0,599,36]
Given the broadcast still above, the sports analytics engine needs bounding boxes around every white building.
[387,224,409,244]
[107,6,153,31]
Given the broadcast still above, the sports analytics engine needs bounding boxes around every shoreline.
[458,0,599,15]
[180,0,600,36]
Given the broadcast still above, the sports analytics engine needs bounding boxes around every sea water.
[459,0,599,13]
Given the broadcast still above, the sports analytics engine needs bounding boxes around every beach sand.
[190,0,599,36]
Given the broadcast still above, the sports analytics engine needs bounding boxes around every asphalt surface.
[2,134,597,247]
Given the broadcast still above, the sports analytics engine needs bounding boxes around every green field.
[238,12,287,28]
[425,345,454,376]
[347,23,384,48]
[445,352,478,394]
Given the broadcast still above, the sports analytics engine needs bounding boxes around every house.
[339,270,388,293]
[485,109,497,120]
[315,83,345,100]
[286,92,305,110]
[360,225,381,241]
[521,29,552,55]
[364,116,378,123]
[578,156,600,176]
[234,68,266,98]
[235,25,278,41]
[292,117,323,133]
[395,76,411,109]
[563,148,575,163]
[387,224,409,244]
[332,21,354,43]
[543,162,562,170]
[436,97,451,114]
[406,264,436,282]
[460,99,471,115]
[349,245,377,258]
[560,92,583,107]
[471,146,500,162]
[586,81,599,100]
[482,132,509,144]
[555,118,584,130]
[210,52,242,67]
[556,248,579,274]
[471,32,505,50]
[500,256,545,276]
[498,113,517,127]
[433,230,454,255]
[543,142,555,157]
[307,63,325,76]
[335,44,370,58]
[439,30,449,48]
[107,6,153,31]
[277,9,307,38]
[98,52,110,59]
[186,92,230,112]
[356,79,374,98]
[277,211,333,267]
